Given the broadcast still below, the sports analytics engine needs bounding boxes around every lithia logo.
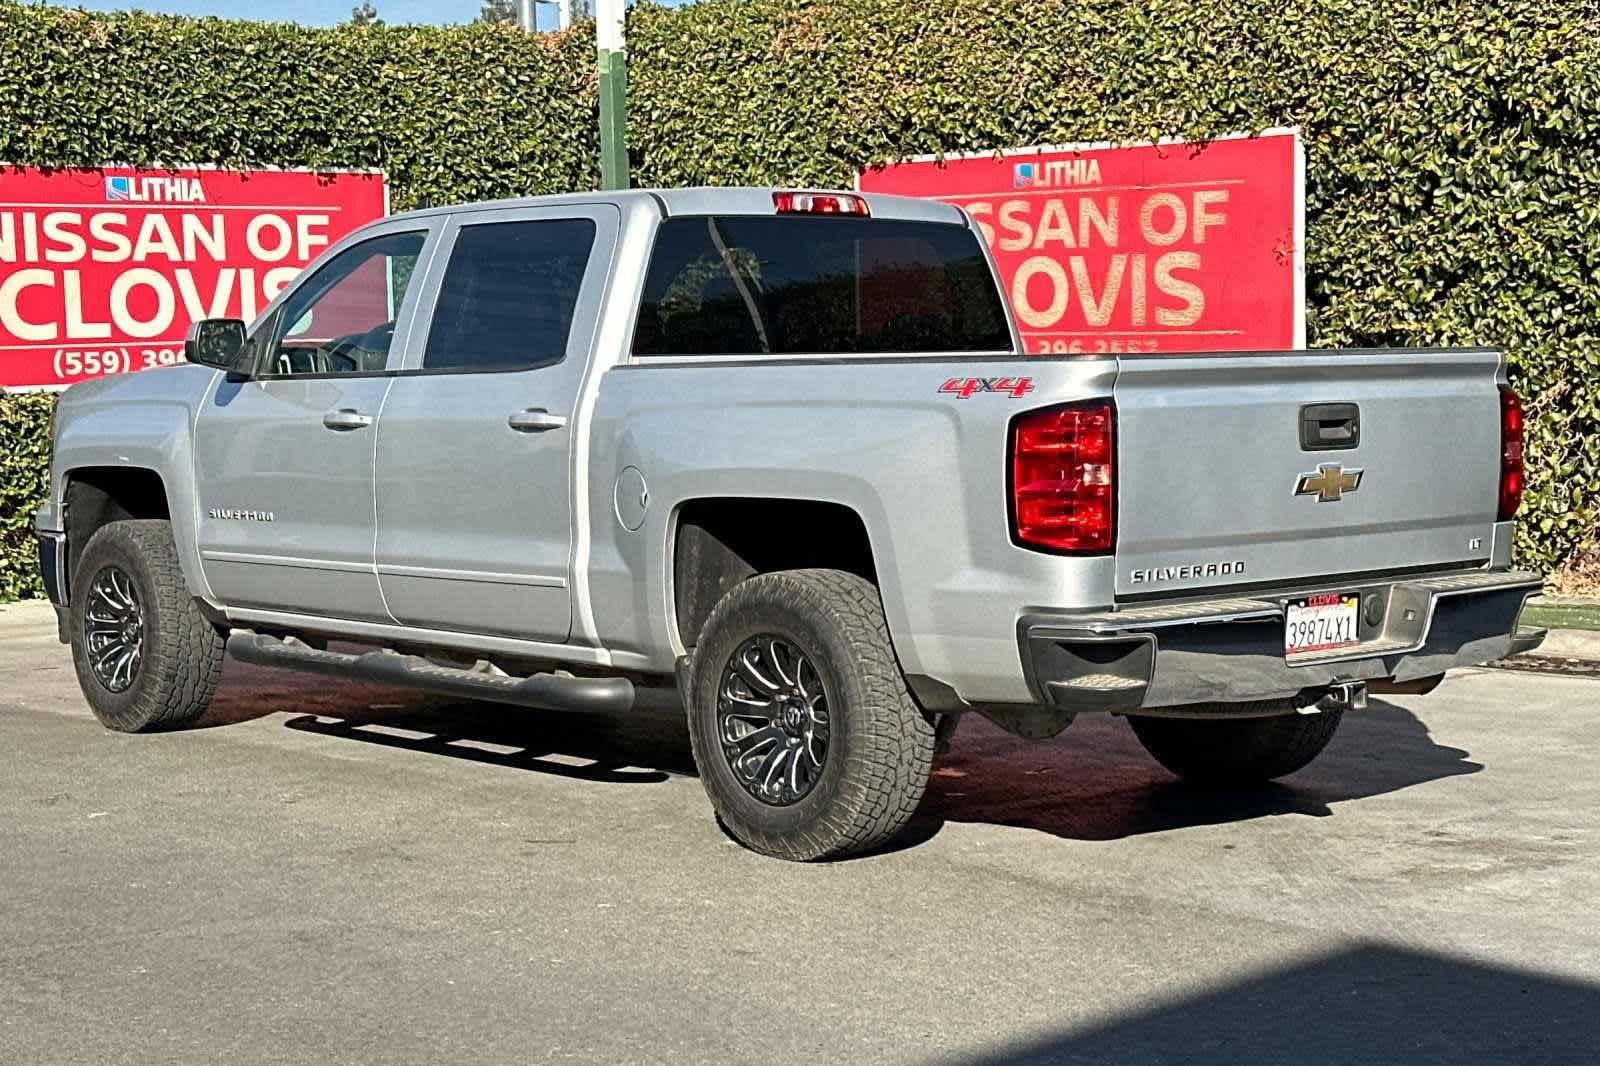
[208,508,274,522]
[1013,158,1103,190]
[105,174,207,203]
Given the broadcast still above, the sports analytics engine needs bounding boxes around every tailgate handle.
[1300,403,1360,451]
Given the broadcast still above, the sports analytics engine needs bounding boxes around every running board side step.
[226,632,634,713]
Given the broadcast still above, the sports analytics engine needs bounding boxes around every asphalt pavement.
[2,598,1598,1065]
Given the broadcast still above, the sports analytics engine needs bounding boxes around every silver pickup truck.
[35,187,1544,860]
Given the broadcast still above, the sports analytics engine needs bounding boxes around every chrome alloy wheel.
[84,566,144,693]
[717,635,831,806]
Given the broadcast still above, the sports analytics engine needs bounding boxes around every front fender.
[46,365,221,604]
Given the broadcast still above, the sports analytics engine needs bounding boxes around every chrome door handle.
[322,408,374,431]
[508,409,567,433]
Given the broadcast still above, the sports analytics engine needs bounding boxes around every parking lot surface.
[2,599,1598,1065]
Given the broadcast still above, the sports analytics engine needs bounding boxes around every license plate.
[1285,593,1360,656]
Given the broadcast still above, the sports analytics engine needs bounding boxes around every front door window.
[258,230,425,376]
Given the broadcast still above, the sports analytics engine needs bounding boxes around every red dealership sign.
[0,165,387,390]
[859,128,1304,354]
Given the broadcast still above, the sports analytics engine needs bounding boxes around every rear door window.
[632,216,1012,357]
[422,218,596,372]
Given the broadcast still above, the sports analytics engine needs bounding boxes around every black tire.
[69,519,226,733]
[1127,702,1344,785]
[686,568,936,861]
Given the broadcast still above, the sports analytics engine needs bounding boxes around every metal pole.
[518,0,535,32]
[595,0,628,190]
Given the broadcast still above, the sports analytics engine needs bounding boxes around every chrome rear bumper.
[1020,569,1543,712]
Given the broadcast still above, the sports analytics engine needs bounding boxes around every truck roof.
[387,186,967,226]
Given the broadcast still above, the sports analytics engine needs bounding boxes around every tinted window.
[423,218,596,371]
[263,231,424,376]
[632,216,1011,357]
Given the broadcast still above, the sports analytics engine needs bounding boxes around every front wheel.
[69,520,226,733]
[686,569,936,861]
[1128,702,1345,785]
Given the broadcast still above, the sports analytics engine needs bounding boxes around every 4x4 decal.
[939,376,1035,399]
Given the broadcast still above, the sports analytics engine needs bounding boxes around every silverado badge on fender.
[1295,463,1364,503]
[207,508,275,522]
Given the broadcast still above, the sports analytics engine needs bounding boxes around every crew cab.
[35,187,1544,860]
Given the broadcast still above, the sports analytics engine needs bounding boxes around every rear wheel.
[1127,702,1344,784]
[686,568,936,861]
[70,520,226,733]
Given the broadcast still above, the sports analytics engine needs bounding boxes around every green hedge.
[1,0,1597,599]
[0,392,54,600]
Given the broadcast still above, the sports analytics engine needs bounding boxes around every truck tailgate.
[1111,348,1504,598]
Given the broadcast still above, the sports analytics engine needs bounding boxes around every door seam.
[371,374,401,625]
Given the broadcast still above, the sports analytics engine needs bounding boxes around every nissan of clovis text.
[35,188,1543,860]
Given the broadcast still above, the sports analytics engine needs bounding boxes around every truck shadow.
[235,645,1478,850]
[273,681,697,784]
[937,942,1597,1065]
[914,697,1481,844]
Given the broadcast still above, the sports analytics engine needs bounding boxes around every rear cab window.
[632,216,1012,357]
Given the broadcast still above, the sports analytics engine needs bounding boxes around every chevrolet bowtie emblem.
[1295,463,1364,503]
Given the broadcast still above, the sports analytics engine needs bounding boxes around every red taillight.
[1010,400,1115,554]
[1498,385,1524,521]
[772,191,870,216]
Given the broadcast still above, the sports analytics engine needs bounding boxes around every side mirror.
[183,318,247,372]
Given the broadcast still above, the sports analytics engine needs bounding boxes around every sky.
[52,0,677,31]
